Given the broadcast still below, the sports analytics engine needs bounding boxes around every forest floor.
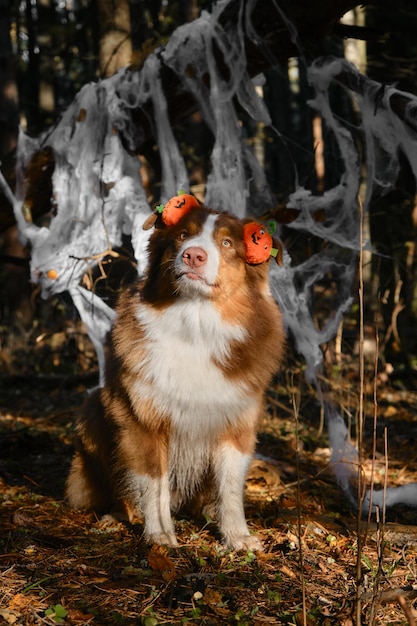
[1,326,417,625]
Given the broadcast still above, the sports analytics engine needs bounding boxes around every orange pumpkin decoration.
[46,269,59,280]
[243,222,274,264]
[143,192,200,230]
[160,193,199,227]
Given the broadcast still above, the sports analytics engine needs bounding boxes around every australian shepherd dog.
[66,202,284,551]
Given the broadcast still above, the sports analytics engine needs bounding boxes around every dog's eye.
[222,239,232,247]
[179,230,189,241]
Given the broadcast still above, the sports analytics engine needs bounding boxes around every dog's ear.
[243,221,284,266]
[143,193,200,231]
[143,210,165,230]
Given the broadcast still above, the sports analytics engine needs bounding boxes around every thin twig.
[291,376,307,626]
[367,321,379,528]
[356,195,365,626]
[398,595,417,626]
[368,323,382,625]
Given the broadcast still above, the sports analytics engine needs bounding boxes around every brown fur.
[66,206,284,550]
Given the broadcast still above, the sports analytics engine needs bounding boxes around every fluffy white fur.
[174,214,221,293]
[213,443,261,551]
[134,299,250,436]
[127,471,177,547]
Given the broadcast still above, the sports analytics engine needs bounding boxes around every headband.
[143,192,282,265]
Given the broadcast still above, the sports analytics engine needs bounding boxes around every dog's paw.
[147,532,179,548]
[224,533,263,552]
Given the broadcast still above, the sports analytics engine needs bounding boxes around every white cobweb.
[4,1,417,511]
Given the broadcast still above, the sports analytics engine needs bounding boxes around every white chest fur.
[134,298,252,437]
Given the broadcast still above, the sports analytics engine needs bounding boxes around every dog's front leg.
[128,472,178,547]
[119,416,178,547]
[213,442,262,552]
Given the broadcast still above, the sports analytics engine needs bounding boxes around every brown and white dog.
[66,203,284,551]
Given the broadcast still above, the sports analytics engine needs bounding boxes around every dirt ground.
[1,333,417,625]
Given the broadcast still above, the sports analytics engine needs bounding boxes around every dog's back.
[67,204,284,550]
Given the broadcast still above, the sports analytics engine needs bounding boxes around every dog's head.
[142,196,283,305]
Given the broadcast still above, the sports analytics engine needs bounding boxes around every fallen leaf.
[0,609,19,625]
[147,544,176,581]
[13,511,34,527]
[9,594,31,611]
[203,587,223,607]
[247,458,282,489]
[66,608,95,622]
[280,564,297,579]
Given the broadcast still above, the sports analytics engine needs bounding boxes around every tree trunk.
[0,2,18,159]
[0,4,31,328]
[96,0,132,77]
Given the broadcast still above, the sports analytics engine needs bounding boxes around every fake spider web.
[6,1,417,509]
